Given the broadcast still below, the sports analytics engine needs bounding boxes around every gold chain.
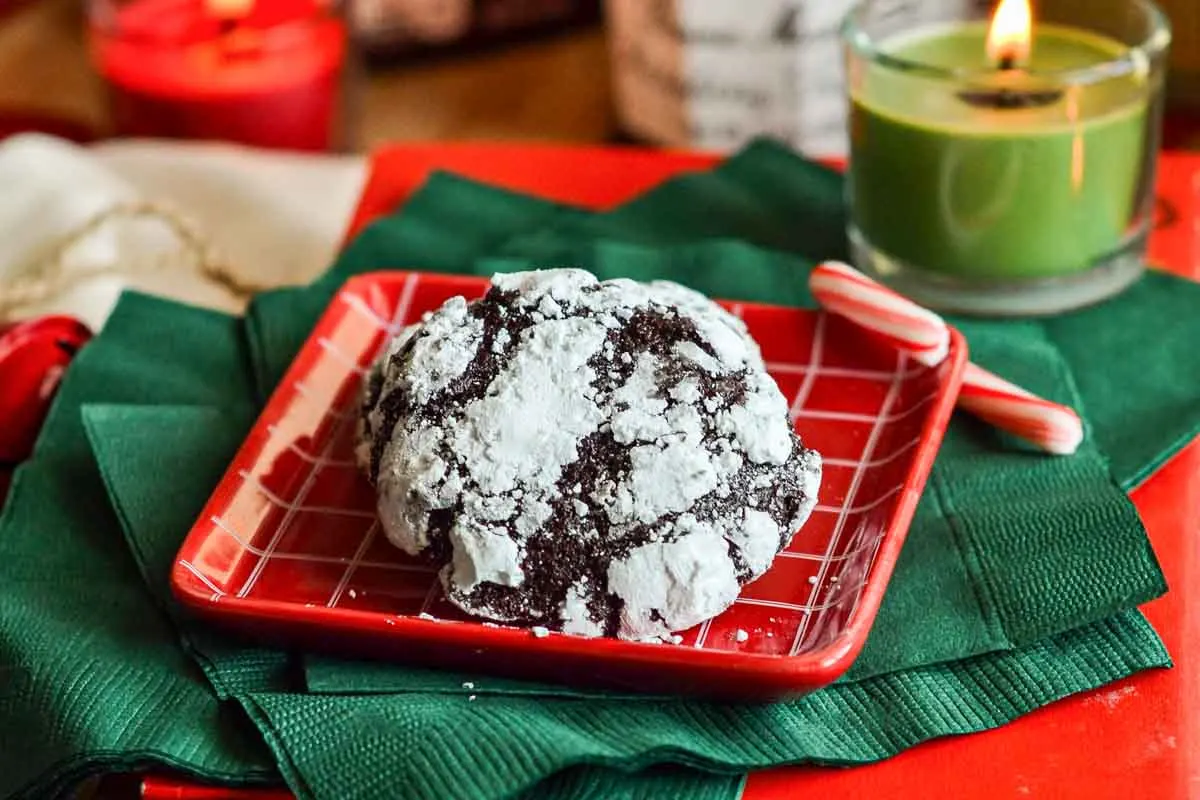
[0,200,272,321]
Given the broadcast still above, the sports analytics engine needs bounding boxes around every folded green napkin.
[0,298,279,800]
[88,403,1166,800]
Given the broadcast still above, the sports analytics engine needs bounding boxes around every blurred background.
[3,0,1199,156]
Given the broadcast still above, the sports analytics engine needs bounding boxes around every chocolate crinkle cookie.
[357,269,821,641]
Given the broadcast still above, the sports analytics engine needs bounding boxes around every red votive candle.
[88,0,350,152]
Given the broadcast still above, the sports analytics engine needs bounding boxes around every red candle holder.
[88,0,353,152]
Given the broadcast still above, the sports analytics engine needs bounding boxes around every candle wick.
[998,54,1017,71]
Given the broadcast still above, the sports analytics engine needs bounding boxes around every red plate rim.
[170,270,968,692]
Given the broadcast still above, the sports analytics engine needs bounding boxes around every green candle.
[848,21,1159,284]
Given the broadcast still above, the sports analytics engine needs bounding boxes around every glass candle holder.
[842,0,1171,316]
[88,0,355,153]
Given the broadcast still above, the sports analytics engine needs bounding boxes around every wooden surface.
[0,0,616,148]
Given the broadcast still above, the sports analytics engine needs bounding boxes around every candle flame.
[206,0,253,20]
[987,0,1032,67]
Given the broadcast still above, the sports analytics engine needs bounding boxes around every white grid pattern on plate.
[209,513,434,572]
[237,469,377,518]
[184,281,937,653]
[327,521,381,608]
[790,396,934,425]
[265,424,357,468]
[319,275,423,608]
[294,381,356,420]
[788,351,909,656]
[822,435,920,469]
[180,275,426,601]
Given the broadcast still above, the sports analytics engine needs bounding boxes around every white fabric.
[0,134,367,330]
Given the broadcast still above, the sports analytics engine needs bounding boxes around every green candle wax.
[849,22,1155,280]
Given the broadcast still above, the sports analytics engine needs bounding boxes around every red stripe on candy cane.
[963,362,1039,400]
[809,261,1083,456]
[810,263,949,366]
[958,387,1084,455]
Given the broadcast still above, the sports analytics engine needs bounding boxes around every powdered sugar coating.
[358,269,821,640]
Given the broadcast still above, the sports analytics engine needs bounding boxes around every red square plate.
[171,270,966,699]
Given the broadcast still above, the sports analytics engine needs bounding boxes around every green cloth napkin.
[88,403,1168,800]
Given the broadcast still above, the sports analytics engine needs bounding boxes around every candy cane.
[810,261,1084,456]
